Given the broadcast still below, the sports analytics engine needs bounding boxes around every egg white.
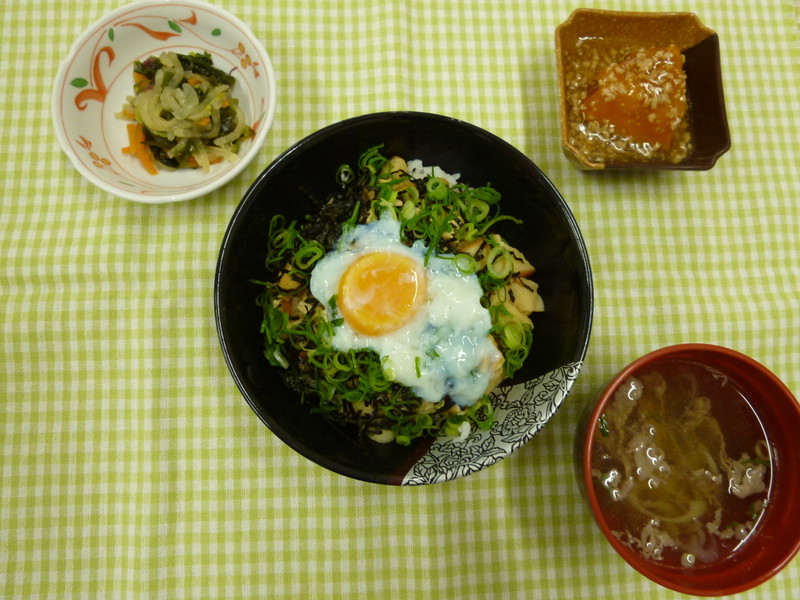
[309,213,502,407]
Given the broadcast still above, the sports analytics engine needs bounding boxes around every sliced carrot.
[122,124,136,155]
[196,117,211,126]
[122,122,159,175]
[186,77,203,86]
[185,154,223,168]
[133,71,150,93]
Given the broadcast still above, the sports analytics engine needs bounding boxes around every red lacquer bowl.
[576,343,800,595]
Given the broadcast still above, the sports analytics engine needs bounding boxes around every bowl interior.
[52,0,276,202]
[555,9,731,170]
[580,344,800,595]
[216,111,593,484]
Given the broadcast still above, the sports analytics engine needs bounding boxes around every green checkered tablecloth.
[2,0,799,598]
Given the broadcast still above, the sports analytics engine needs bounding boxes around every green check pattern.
[2,0,800,598]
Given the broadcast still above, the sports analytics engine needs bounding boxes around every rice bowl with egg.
[253,146,544,446]
[215,111,593,484]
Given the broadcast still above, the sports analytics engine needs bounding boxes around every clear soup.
[591,359,771,569]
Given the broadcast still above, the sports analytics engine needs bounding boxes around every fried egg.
[309,213,503,407]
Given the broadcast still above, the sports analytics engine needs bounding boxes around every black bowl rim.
[215,110,594,484]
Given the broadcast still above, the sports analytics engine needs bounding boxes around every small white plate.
[53,0,277,203]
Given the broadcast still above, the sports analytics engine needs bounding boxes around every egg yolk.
[337,251,427,336]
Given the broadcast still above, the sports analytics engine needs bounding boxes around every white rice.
[406,159,460,187]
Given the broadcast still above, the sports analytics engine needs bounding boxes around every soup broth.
[591,359,771,569]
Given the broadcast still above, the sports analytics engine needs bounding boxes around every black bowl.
[215,111,593,485]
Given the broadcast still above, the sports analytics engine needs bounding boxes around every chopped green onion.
[400,185,419,204]
[464,198,490,222]
[425,177,449,201]
[336,164,354,184]
[468,397,495,430]
[452,253,477,275]
[599,414,610,437]
[748,503,758,521]
[378,183,397,205]
[742,458,770,467]
[341,202,362,235]
[400,199,417,220]
[293,242,324,269]
[358,144,388,184]
[442,414,468,437]
[472,185,501,204]
[502,321,525,349]
[486,245,512,279]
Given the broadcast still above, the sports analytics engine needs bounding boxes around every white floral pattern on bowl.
[53,0,277,203]
[402,362,582,485]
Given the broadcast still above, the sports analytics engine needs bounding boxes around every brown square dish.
[555,9,731,170]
